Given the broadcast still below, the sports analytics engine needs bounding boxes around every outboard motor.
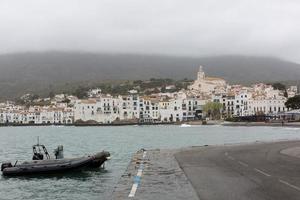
[54,145,64,159]
[89,151,111,168]
[1,162,12,171]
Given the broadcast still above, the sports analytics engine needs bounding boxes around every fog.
[1,0,300,62]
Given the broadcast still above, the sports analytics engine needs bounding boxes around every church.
[188,66,227,95]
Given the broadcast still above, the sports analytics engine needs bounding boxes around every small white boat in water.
[180,124,192,127]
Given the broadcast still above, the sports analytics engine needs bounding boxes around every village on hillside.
[0,66,299,125]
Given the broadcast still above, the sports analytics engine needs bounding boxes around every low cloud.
[0,0,300,62]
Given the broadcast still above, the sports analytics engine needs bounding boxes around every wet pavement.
[175,140,300,200]
[112,149,199,200]
[112,140,300,200]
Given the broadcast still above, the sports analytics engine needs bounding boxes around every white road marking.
[128,183,138,197]
[279,179,300,192]
[238,161,249,167]
[142,152,147,158]
[128,151,147,198]
[137,169,143,177]
[254,168,271,177]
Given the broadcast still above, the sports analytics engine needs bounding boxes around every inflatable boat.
[1,141,110,176]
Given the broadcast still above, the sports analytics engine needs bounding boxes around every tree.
[49,91,55,98]
[61,98,71,103]
[73,86,88,99]
[30,94,40,101]
[284,90,288,98]
[133,80,143,84]
[285,95,300,110]
[272,82,286,91]
[272,82,288,97]
[203,102,223,120]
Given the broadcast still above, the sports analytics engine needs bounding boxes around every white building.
[0,103,73,125]
[221,94,235,118]
[74,94,140,124]
[159,97,184,122]
[234,90,252,116]
[248,84,287,115]
[88,88,102,98]
[249,99,287,115]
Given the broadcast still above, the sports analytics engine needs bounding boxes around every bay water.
[0,125,300,200]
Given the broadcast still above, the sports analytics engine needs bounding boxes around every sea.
[0,125,300,200]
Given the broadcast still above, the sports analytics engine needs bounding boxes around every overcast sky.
[1,0,300,62]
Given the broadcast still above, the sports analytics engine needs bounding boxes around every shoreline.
[222,121,300,127]
[0,122,175,127]
[1,121,300,127]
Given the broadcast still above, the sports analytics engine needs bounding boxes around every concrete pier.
[112,149,199,200]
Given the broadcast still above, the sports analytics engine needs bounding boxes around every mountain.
[0,52,300,99]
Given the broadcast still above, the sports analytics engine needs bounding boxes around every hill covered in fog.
[0,52,300,99]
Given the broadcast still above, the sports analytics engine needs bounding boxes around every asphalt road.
[175,141,300,200]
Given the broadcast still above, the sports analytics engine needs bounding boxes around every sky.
[1,0,300,62]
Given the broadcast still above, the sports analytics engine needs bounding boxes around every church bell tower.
[197,65,205,80]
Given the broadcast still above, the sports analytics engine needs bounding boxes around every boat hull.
[2,152,109,176]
